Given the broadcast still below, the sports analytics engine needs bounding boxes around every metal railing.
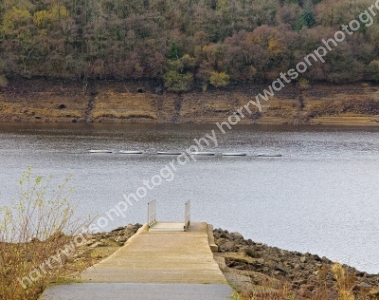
[184,200,191,230]
[148,200,157,228]
[148,200,190,231]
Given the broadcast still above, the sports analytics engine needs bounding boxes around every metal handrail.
[184,200,191,230]
[148,200,157,228]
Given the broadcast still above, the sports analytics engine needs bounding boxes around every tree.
[164,58,194,93]
[169,42,180,60]
[1,6,32,36]
[209,71,230,88]
[366,60,379,82]
[33,5,69,29]
[0,0,377,86]
[164,70,193,92]
[295,0,315,30]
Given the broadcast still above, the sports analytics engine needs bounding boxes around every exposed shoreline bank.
[4,223,379,300]
[1,79,379,126]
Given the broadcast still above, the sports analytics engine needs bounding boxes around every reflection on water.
[0,123,379,272]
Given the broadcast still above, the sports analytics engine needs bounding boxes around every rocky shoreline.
[1,79,379,126]
[71,224,143,267]
[87,223,143,248]
[212,228,379,299]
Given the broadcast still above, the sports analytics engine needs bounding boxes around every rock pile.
[213,228,379,299]
[86,223,143,248]
[68,223,143,267]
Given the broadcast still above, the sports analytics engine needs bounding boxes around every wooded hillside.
[1,0,379,92]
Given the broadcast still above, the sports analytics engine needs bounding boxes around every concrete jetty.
[40,222,233,300]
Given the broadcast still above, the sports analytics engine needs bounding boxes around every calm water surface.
[0,123,378,273]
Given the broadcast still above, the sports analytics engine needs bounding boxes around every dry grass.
[0,98,83,122]
[307,99,379,118]
[87,91,160,121]
[230,262,374,300]
[0,167,93,300]
[266,98,298,112]
[92,110,157,120]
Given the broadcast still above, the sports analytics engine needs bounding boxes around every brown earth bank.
[212,228,379,300]
[1,79,379,126]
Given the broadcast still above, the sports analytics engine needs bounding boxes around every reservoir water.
[0,123,378,273]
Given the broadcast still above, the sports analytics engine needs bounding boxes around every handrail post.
[184,200,191,230]
[148,200,157,228]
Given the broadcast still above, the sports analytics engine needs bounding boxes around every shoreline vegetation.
[2,224,379,300]
[0,79,379,126]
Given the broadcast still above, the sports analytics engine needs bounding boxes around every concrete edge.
[207,224,218,253]
[213,255,227,272]
[40,283,235,300]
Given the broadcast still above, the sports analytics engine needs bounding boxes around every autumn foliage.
[1,0,379,91]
